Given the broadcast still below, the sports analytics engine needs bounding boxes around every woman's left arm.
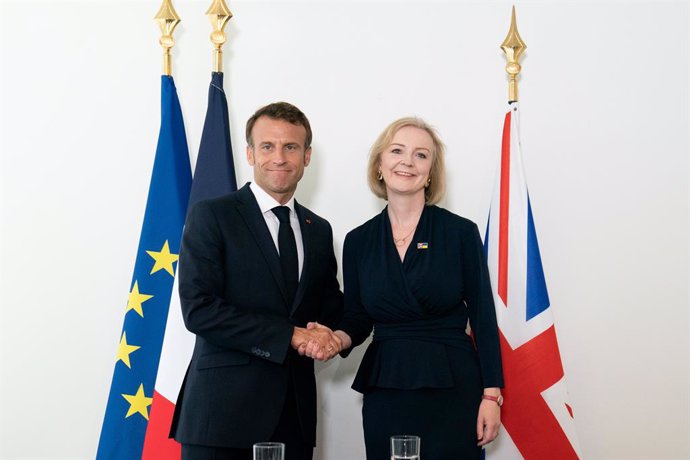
[462,222,505,445]
[476,387,502,446]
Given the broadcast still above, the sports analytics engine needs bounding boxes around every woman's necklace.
[393,226,417,247]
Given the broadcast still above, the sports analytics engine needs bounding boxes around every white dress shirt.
[249,182,305,280]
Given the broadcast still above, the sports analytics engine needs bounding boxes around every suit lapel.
[235,185,291,307]
[292,202,312,314]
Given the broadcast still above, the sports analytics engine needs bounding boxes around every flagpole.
[154,0,181,76]
[206,0,233,72]
[501,6,526,103]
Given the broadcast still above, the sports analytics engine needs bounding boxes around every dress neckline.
[383,205,429,265]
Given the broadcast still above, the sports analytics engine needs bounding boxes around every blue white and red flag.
[141,71,238,459]
[483,103,581,459]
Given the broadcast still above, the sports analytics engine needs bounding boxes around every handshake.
[291,322,352,362]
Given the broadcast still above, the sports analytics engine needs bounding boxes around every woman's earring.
[425,176,431,188]
[377,170,383,181]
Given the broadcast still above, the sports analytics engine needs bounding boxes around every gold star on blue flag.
[97,75,192,459]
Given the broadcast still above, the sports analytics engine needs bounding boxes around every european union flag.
[96,75,192,459]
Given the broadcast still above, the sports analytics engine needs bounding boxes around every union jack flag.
[483,103,581,459]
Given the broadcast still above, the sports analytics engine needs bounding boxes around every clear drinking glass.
[253,442,285,460]
[391,435,420,460]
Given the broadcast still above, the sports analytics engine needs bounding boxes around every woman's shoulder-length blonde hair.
[367,117,446,205]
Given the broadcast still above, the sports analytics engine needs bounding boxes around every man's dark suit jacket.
[170,183,343,449]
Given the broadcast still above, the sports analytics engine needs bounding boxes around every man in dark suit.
[170,102,344,460]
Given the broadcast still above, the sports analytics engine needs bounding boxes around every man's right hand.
[291,324,342,361]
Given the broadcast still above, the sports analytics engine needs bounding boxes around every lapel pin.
[417,242,429,249]
[305,218,311,224]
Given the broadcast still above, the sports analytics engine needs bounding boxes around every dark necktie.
[272,206,298,305]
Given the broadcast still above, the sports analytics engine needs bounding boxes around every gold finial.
[154,0,181,76]
[206,0,233,72]
[501,6,526,102]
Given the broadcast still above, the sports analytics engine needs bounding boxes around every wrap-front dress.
[339,205,504,459]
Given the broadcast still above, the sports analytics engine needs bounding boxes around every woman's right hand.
[306,322,353,355]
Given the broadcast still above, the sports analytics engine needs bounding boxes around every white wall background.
[1,0,688,459]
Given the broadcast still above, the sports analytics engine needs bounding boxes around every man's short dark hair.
[245,102,312,149]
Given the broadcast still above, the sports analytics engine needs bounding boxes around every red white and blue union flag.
[483,103,581,459]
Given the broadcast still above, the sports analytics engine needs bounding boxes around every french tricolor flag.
[141,71,238,459]
[483,103,582,459]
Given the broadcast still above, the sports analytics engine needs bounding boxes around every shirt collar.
[250,182,296,216]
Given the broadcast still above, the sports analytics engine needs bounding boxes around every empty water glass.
[391,435,420,460]
[253,442,285,460]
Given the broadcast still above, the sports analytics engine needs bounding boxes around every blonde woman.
[312,118,503,459]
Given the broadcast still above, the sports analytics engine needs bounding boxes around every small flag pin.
[417,242,429,249]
